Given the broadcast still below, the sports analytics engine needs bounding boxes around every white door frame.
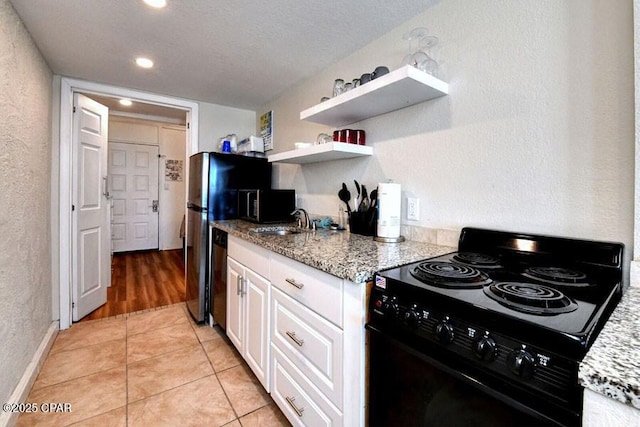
[58,77,199,330]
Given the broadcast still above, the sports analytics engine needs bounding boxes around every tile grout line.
[193,317,243,425]
[55,303,280,426]
[81,302,187,324]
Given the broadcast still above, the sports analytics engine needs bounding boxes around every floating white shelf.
[300,65,449,127]
[268,142,373,164]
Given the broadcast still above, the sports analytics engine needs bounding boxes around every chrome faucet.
[290,208,311,229]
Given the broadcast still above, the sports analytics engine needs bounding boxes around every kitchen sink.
[249,226,302,235]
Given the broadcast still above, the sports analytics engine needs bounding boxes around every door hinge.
[72,204,75,211]
[73,106,76,113]
[72,302,75,308]
[187,122,190,129]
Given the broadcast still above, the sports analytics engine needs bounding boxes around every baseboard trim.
[0,321,58,427]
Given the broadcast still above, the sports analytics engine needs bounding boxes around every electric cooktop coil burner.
[451,252,502,268]
[410,261,492,289]
[483,282,578,315]
[522,266,590,287]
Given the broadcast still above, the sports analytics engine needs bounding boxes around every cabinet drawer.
[271,345,343,427]
[272,287,343,407]
[228,235,270,279]
[271,253,343,327]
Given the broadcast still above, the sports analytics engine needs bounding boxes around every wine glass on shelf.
[401,27,429,67]
[419,35,442,77]
[412,33,440,77]
[401,28,441,77]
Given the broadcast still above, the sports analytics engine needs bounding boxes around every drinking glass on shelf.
[333,79,345,97]
[411,49,439,77]
[344,82,353,91]
[400,27,440,77]
[401,27,428,67]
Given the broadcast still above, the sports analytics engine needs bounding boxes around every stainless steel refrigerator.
[186,152,271,323]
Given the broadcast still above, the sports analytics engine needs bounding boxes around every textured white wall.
[198,102,256,152]
[0,0,53,405]
[159,126,186,250]
[262,0,634,267]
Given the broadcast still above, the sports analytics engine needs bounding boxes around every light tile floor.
[17,303,290,427]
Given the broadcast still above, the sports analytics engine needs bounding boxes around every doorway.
[108,141,160,252]
[101,113,188,253]
[57,77,199,330]
[80,249,186,321]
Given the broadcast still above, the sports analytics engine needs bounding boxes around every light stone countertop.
[579,286,640,409]
[211,220,455,283]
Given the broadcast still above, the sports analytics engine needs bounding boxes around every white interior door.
[72,94,110,321]
[109,142,159,252]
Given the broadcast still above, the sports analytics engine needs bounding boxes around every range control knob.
[435,318,455,344]
[472,334,497,361]
[381,296,399,318]
[508,347,536,378]
[403,305,422,328]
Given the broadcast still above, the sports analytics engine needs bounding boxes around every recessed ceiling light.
[143,0,167,8]
[135,57,154,69]
[119,99,133,106]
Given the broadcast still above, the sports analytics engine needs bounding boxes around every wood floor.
[80,249,186,322]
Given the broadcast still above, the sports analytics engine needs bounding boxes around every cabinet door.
[244,268,271,391]
[226,257,244,352]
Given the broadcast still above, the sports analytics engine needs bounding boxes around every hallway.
[18,304,289,426]
[82,250,186,322]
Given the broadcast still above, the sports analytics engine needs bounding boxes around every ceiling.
[10,0,437,111]
[87,93,187,124]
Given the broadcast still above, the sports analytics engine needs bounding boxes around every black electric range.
[366,227,624,426]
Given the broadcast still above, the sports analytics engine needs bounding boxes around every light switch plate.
[407,197,419,221]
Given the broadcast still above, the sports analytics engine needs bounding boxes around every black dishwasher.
[210,228,228,329]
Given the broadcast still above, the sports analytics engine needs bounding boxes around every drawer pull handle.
[285,278,304,289]
[286,331,304,347]
[285,396,304,417]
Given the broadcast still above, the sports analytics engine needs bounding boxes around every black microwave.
[238,189,296,223]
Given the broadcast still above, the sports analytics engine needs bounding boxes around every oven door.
[366,325,574,427]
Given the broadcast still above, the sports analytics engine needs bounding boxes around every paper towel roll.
[377,182,401,238]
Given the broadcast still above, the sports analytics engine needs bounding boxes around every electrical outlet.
[407,197,420,221]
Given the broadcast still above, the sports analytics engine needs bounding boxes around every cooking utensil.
[339,183,352,213]
[369,188,377,207]
[358,185,369,212]
[354,180,361,210]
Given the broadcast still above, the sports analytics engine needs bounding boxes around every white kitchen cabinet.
[271,252,343,327]
[271,344,343,427]
[226,257,244,352]
[271,286,344,406]
[225,234,366,426]
[270,252,366,427]
[226,256,271,391]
